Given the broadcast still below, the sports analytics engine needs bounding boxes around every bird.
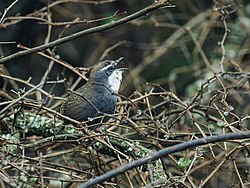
[60,57,125,128]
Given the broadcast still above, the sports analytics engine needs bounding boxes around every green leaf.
[178,157,191,168]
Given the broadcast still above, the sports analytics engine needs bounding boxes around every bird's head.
[89,57,126,92]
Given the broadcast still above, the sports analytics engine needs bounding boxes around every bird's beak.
[114,57,124,66]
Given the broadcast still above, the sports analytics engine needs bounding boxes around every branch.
[77,132,250,188]
[0,0,19,24]
[0,0,172,64]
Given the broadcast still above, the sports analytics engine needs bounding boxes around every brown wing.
[61,83,117,123]
[61,85,99,122]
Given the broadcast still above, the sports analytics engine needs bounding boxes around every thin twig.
[0,0,19,24]
[0,0,172,64]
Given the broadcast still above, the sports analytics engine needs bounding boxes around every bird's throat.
[108,70,123,93]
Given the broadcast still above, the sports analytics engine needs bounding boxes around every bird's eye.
[99,63,115,74]
[108,66,114,72]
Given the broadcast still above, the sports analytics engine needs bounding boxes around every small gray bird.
[60,58,125,127]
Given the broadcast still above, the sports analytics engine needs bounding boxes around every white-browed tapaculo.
[60,57,125,127]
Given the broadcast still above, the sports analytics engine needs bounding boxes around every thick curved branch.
[0,0,172,64]
[77,132,250,188]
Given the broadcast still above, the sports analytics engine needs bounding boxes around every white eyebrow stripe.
[100,64,113,72]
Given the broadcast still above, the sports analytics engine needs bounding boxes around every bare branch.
[0,0,172,64]
[77,132,250,188]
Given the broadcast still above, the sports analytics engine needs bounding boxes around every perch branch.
[77,132,250,188]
